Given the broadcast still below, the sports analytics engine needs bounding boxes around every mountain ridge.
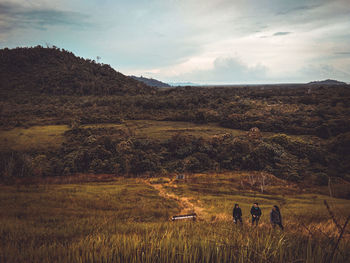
[308,79,348,85]
[0,46,156,96]
[130,75,170,88]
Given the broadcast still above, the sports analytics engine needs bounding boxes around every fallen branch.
[328,215,350,263]
[324,200,342,234]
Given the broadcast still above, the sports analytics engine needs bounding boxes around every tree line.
[1,127,349,190]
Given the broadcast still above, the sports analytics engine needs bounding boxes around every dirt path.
[145,179,209,221]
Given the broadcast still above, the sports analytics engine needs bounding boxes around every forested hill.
[308,79,348,85]
[130,75,171,87]
[0,46,156,96]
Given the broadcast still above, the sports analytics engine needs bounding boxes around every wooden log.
[171,213,197,221]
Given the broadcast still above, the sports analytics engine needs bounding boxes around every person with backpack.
[270,205,284,230]
[232,203,243,224]
[250,202,262,226]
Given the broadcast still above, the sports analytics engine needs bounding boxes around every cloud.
[167,57,269,84]
[334,52,350,56]
[260,31,292,38]
[0,1,90,33]
[1,0,350,83]
[273,32,292,36]
[276,3,322,15]
[298,63,350,82]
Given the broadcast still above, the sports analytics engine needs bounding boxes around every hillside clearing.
[0,120,320,151]
[0,121,246,151]
[0,125,69,151]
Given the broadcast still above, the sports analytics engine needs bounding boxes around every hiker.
[232,203,242,224]
[250,202,262,226]
[270,205,284,230]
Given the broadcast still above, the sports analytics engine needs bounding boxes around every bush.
[314,173,329,186]
[0,152,33,178]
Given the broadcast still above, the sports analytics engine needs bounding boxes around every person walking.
[232,203,243,224]
[250,202,262,226]
[270,205,284,230]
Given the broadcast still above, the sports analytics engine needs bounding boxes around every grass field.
[0,125,69,151]
[1,173,349,262]
[118,120,247,140]
[0,120,247,151]
[0,120,320,151]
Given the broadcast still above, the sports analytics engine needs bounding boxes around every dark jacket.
[270,209,282,224]
[233,207,242,218]
[250,206,262,217]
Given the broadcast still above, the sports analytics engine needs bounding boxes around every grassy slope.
[0,120,320,151]
[0,175,349,262]
[0,125,69,151]
[0,121,247,151]
[0,178,180,262]
[164,173,350,223]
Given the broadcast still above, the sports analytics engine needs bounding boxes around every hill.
[308,79,348,85]
[130,75,170,87]
[0,46,156,96]
[168,81,199,86]
[0,47,349,185]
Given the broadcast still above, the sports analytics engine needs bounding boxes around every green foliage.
[1,123,346,182]
[1,73,349,140]
[313,173,329,186]
[0,152,33,179]
[1,46,349,183]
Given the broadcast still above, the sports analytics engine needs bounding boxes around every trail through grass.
[147,178,208,219]
[1,174,349,262]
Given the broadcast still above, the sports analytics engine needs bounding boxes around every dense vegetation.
[0,47,350,187]
[3,126,350,193]
[0,46,155,96]
[2,81,349,139]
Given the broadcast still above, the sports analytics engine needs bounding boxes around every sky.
[1,0,350,84]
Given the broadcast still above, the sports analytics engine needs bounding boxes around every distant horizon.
[2,44,349,87]
[130,74,350,86]
[163,79,350,86]
[5,44,348,86]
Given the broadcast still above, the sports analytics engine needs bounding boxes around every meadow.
[0,120,249,151]
[0,125,69,151]
[1,173,349,263]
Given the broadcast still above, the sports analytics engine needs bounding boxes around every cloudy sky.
[1,0,350,84]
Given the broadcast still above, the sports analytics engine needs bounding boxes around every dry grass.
[1,174,349,262]
[0,125,69,151]
[0,120,269,151]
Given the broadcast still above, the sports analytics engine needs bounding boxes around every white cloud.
[299,63,350,82]
[154,56,269,84]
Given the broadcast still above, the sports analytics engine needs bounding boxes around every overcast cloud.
[1,0,349,84]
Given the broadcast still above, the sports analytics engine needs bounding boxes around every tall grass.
[2,220,348,262]
[0,177,349,262]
